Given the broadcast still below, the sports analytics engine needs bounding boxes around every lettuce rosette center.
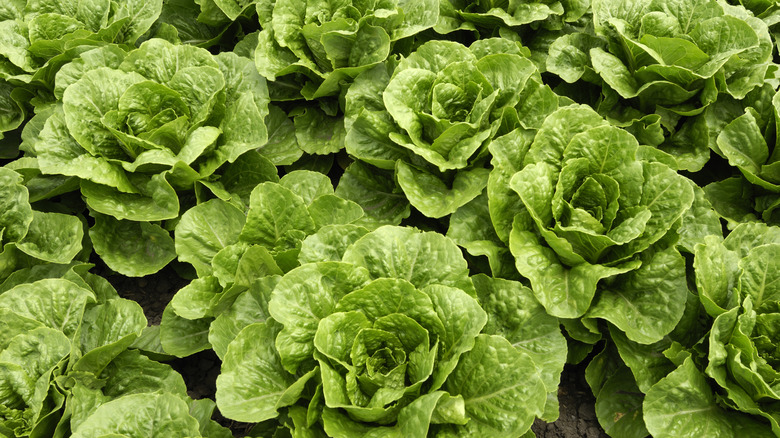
[314,278,443,420]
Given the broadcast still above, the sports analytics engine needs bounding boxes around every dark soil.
[532,364,608,438]
[101,265,609,438]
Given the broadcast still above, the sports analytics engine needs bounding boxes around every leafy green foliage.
[215,226,548,436]
[3,1,780,436]
[253,0,439,100]
[346,38,559,217]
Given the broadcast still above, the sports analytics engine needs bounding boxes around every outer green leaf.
[445,334,546,437]
[0,79,24,140]
[0,308,43,351]
[695,235,741,316]
[472,274,567,421]
[308,195,365,229]
[608,326,674,393]
[72,299,146,374]
[0,167,32,244]
[209,276,278,360]
[738,244,780,311]
[335,161,409,227]
[0,278,93,338]
[209,0,255,21]
[70,392,201,438]
[239,182,315,249]
[159,304,211,357]
[68,350,189,433]
[175,199,245,277]
[396,161,490,219]
[216,322,297,423]
[718,111,769,176]
[0,326,70,379]
[15,210,82,264]
[293,107,345,155]
[256,104,302,165]
[676,182,722,254]
[299,224,369,264]
[170,276,222,320]
[90,213,175,277]
[547,33,603,83]
[594,366,649,438]
[214,51,270,161]
[218,150,279,202]
[81,173,179,222]
[447,192,515,278]
[112,0,163,43]
[586,245,688,344]
[279,170,333,205]
[342,225,475,295]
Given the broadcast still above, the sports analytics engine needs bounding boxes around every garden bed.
[102,262,608,438]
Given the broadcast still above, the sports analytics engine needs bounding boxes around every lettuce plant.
[549,0,771,110]
[0,167,84,280]
[0,263,232,437]
[435,0,590,34]
[702,85,780,226]
[634,223,780,437]
[215,226,554,436]
[705,296,780,435]
[0,0,162,98]
[0,268,145,436]
[253,0,439,100]
[501,105,694,345]
[22,38,270,276]
[546,0,773,171]
[162,171,367,357]
[346,38,559,218]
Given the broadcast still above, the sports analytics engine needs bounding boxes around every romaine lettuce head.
[19,38,270,275]
[0,264,231,437]
[625,223,780,437]
[504,105,694,344]
[160,171,368,358]
[594,0,769,108]
[0,0,162,93]
[435,0,590,34]
[704,232,780,434]
[0,167,84,280]
[345,38,559,218]
[253,0,439,100]
[216,226,549,437]
[0,266,147,437]
[701,85,780,226]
